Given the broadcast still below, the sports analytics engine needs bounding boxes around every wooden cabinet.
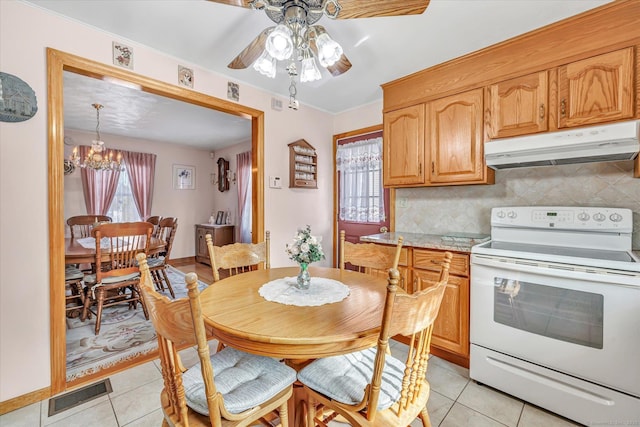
[558,47,635,129]
[412,249,470,365]
[486,71,549,138]
[288,139,317,189]
[195,224,234,265]
[428,89,486,184]
[383,104,426,186]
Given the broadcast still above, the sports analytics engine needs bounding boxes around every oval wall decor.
[0,72,38,122]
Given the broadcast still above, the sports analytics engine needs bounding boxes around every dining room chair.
[147,217,178,298]
[206,231,270,282]
[80,221,152,335]
[298,252,453,427]
[136,252,296,427]
[146,215,162,237]
[67,214,112,238]
[64,265,86,319]
[340,230,404,279]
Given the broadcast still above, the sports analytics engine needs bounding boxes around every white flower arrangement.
[285,225,325,265]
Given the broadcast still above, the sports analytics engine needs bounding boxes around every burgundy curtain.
[121,151,156,220]
[79,145,121,215]
[236,151,252,243]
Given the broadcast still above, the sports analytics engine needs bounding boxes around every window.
[336,137,385,223]
[107,165,141,222]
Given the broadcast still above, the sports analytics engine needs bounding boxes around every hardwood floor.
[170,258,215,284]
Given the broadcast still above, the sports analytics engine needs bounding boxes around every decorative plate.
[0,72,38,123]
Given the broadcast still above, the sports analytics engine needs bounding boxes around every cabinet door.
[414,269,469,358]
[558,47,635,128]
[383,104,425,186]
[486,71,548,138]
[429,89,484,184]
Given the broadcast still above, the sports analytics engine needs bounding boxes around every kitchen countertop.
[360,232,490,253]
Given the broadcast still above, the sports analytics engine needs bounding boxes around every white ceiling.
[29,0,613,149]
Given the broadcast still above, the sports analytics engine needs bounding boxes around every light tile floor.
[1,340,583,427]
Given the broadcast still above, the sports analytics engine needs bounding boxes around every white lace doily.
[258,276,350,306]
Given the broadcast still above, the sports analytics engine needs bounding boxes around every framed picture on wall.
[173,164,195,190]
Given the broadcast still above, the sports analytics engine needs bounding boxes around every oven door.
[470,253,640,397]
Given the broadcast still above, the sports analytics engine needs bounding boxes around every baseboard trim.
[0,386,51,415]
[169,256,196,266]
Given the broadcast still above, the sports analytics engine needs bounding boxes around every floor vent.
[48,378,112,417]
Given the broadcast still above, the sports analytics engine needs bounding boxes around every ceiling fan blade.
[330,0,430,19]
[227,27,273,69]
[206,0,253,9]
[326,54,352,77]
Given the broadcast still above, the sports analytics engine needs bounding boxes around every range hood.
[485,120,640,169]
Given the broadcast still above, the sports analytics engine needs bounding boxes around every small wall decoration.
[0,72,38,123]
[178,65,194,88]
[173,164,195,190]
[227,82,239,101]
[112,42,133,69]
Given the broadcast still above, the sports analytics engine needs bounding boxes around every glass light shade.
[300,56,321,82]
[253,50,277,78]
[265,24,294,61]
[316,33,343,67]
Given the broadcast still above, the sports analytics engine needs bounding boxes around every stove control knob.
[610,213,623,222]
[507,211,517,219]
[593,213,606,222]
[496,210,506,219]
[577,212,590,221]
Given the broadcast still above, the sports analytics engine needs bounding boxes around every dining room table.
[64,236,166,265]
[199,265,389,425]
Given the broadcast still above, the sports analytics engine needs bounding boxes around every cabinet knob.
[539,103,545,120]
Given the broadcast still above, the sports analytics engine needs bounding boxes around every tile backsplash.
[395,161,640,249]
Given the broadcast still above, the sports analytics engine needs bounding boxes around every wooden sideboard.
[195,224,234,265]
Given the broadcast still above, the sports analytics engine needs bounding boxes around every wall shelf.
[288,139,317,189]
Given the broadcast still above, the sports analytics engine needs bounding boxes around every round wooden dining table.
[199,266,388,361]
[65,237,166,265]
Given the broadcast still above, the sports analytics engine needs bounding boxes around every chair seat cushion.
[84,272,140,285]
[65,267,84,281]
[297,347,406,411]
[182,346,296,415]
[146,257,165,268]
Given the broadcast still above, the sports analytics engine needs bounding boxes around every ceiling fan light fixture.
[315,32,343,67]
[253,50,277,78]
[300,55,321,83]
[265,24,294,61]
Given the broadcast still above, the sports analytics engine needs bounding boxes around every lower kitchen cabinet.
[195,224,234,265]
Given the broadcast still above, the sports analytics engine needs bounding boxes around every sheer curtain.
[336,137,385,222]
[79,145,121,215]
[236,151,252,243]
[121,151,156,220]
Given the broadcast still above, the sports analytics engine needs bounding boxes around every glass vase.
[296,262,311,290]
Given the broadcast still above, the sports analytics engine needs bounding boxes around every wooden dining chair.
[340,230,404,279]
[67,215,112,238]
[146,215,162,237]
[147,217,178,298]
[298,252,453,427]
[206,231,270,282]
[80,221,152,334]
[65,266,86,319]
[136,253,296,427]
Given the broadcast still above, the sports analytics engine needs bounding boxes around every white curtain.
[236,151,252,243]
[336,137,385,223]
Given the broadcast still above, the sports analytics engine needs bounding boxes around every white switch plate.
[269,176,282,189]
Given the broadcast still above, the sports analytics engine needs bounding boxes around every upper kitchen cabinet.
[429,89,487,184]
[486,71,549,139]
[558,47,635,129]
[383,104,426,186]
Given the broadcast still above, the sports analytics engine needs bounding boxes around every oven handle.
[471,254,640,288]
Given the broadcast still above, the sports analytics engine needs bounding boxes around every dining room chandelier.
[249,0,345,110]
[69,103,124,172]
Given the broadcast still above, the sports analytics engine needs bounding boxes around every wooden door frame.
[47,48,265,394]
[332,124,395,266]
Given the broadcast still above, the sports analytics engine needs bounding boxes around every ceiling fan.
[209,0,430,109]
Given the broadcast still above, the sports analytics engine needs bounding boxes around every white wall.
[0,0,341,402]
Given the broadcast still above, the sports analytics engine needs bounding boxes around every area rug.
[66,266,209,382]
